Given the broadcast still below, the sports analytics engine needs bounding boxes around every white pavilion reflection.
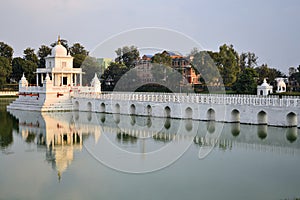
[8,109,300,179]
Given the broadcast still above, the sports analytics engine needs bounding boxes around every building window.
[62,62,67,68]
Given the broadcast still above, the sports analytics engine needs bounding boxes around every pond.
[1,98,300,200]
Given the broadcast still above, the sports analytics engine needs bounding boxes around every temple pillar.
[74,74,77,86]
[36,73,39,86]
[80,74,82,86]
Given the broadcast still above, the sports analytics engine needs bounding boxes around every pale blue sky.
[1,0,299,73]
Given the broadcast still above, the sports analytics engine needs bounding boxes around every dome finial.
[57,35,61,45]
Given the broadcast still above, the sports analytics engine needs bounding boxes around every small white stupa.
[257,78,273,96]
[90,73,101,93]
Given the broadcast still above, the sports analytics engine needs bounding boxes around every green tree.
[0,57,12,85]
[115,46,139,68]
[240,52,258,70]
[24,48,38,64]
[37,45,51,68]
[255,64,284,85]
[0,42,13,62]
[70,43,88,68]
[151,51,172,67]
[11,57,24,81]
[12,57,37,84]
[233,67,258,94]
[70,43,88,56]
[190,50,220,85]
[81,56,101,85]
[101,62,128,91]
[216,44,240,87]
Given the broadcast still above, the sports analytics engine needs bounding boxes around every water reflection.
[286,127,298,143]
[2,108,300,179]
[257,125,268,140]
[0,98,18,151]
[231,123,240,137]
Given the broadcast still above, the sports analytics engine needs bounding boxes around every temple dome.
[51,43,67,57]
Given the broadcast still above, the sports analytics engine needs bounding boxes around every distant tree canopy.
[233,68,258,94]
[151,51,172,67]
[37,45,51,68]
[190,49,220,85]
[0,39,290,94]
[70,43,89,68]
[12,57,37,84]
[0,42,13,62]
[81,56,101,85]
[0,56,11,85]
[0,42,13,85]
[24,48,38,65]
[115,46,139,68]
[255,64,284,85]
[101,62,128,91]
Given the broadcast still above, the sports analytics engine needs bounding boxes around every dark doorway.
[63,77,68,85]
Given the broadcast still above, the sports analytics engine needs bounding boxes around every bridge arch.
[74,101,79,110]
[115,103,120,114]
[286,112,297,127]
[185,107,193,119]
[207,108,215,121]
[100,103,105,113]
[164,106,171,118]
[146,105,152,116]
[257,110,267,125]
[231,109,240,122]
[87,102,92,112]
[130,104,136,115]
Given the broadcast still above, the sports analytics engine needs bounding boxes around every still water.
[1,98,300,200]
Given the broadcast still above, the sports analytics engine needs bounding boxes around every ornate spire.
[57,35,61,45]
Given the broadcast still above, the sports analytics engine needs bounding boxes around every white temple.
[257,78,273,96]
[7,37,101,111]
[36,36,84,87]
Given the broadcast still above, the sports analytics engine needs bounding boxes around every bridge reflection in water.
[8,110,300,178]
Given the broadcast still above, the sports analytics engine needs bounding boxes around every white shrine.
[7,37,101,111]
[257,78,273,96]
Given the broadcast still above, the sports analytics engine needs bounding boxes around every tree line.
[0,40,288,94]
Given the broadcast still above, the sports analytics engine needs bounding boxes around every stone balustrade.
[73,92,300,107]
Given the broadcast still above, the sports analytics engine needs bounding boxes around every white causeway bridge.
[72,92,300,127]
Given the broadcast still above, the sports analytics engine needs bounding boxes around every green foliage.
[190,49,220,85]
[23,48,38,64]
[70,43,88,56]
[115,46,139,68]
[0,42,13,62]
[37,45,51,68]
[0,57,12,85]
[239,52,258,70]
[151,51,172,67]
[0,102,15,148]
[73,54,87,68]
[81,56,101,85]
[101,62,128,91]
[216,44,240,86]
[255,64,284,84]
[12,57,37,84]
[233,68,258,94]
[70,43,88,68]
